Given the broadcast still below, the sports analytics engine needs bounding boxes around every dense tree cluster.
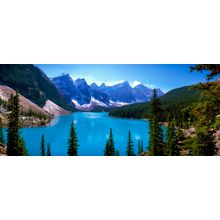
[6,92,28,156]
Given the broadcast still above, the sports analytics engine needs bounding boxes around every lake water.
[8,112,150,156]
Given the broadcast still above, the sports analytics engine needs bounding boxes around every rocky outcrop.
[43,100,70,116]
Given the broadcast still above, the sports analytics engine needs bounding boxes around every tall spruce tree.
[7,92,27,156]
[138,139,144,155]
[40,134,45,156]
[47,143,51,156]
[148,89,165,156]
[166,121,180,156]
[0,117,5,144]
[104,128,115,156]
[126,130,135,156]
[67,120,79,156]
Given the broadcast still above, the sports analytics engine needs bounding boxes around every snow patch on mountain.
[130,81,142,88]
[72,97,108,111]
[109,100,130,107]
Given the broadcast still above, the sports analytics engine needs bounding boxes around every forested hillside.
[109,85,201,121]
[0,64,74,111]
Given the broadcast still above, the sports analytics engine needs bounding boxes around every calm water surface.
[14,112,150,156]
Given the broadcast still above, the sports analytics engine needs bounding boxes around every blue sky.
[35,64,207,92]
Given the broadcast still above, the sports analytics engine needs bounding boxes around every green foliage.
[6,92,28,156]
[0,117,5,144]
[0,64,73,111]
[21,109,50,121]
[148,89,165,156]
[47,143,51,156]
[109,102,148,119]
[41,134,45,156]
[67,120,79,156]
[165,121,180,156]
[126,130,135,156]
[186,128,217,156]
[104,128,115,156]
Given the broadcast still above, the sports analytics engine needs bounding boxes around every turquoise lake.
[8,112,150,156]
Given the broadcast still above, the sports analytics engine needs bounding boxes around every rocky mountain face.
[43,100,70,116]
[0,65,73,111]
[99,81,136,103]
[51,73,164,111]
[0,85,69,127]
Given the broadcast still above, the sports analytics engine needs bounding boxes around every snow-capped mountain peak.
[51,74,164,111]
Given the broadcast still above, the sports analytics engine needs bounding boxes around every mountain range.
[51,73,164,111]
[0,65,164,113]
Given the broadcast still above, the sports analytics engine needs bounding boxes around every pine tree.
[140,140,144,154]
[138,140,141,155]
[40,134,45,156]
[0,117,5,144]
[104,128,115,156]
[126,130,135,156]
[67,120,79,156]
[47,143,51,156]
[148,89,165,156]
[7,92,28,156]
[138,139,144,155]
[166,121,180,156]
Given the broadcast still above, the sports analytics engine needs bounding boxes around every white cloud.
[130,81,141,88]
[144,83,155,89]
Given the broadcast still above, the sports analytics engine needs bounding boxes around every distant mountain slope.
[109,85,201,119]
[0,65,73,111]
[159,85,201,104]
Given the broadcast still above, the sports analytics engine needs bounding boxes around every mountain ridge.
[51,73,164,111]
